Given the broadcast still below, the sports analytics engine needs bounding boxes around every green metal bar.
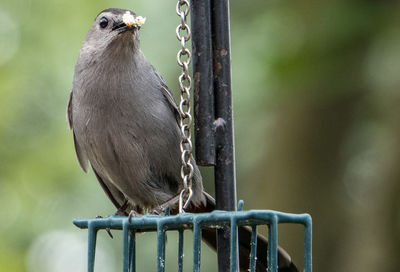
[128,230,136,272]
[122,220,130,272]
[193,219,202,272]
[268,216,278,272]
[87,222,98,272]
[249,225,257,272]
[229,218,238,272]
[74,208,312,272]
[74,211,311,231]
[237,200,244,211]
[178,229,184,272]
[157,223,166,272]
[304,216,313,272]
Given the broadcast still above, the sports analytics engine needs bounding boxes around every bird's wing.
[67,91,89,172]
[91,165,131,214]
[67,91,73,129]
[151,66,181,123]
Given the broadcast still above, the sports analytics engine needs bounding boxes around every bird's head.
[81,8,146,57]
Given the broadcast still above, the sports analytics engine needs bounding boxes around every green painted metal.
[249,225,257,272]
[192,218,202,272]
[178,228,184,272]
[157,222,166,272]
[128,230,135,272]
[229,218,238,272]
[73,203,312,272]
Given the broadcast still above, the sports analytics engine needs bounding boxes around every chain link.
[176,0,193,213]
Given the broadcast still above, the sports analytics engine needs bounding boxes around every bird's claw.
[150,207,163,215]
[150,195,180,215]
[105,228,114,239]
[128,210,142,223]
[96,215,114,239]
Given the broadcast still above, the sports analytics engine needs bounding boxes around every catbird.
[68,8,298,272]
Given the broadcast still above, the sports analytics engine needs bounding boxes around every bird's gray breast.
[72,62,182,207]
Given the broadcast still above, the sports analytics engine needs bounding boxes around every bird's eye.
[99,17,109,28]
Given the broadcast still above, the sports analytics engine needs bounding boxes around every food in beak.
[122,11,146,27]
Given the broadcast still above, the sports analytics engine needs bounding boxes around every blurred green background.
[1,0,400,271]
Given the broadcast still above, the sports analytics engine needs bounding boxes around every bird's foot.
[95,215,114,239]
[128,210,143,223]
[150,195,180,215]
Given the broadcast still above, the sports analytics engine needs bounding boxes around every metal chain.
[176,0,193,213]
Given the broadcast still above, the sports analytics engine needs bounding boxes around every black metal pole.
[191,0,237,270]
[211,2,236,211]
[211,0,238,271]
[190,0,215,166]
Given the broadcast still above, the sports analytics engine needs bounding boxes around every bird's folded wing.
[67,91,89,172]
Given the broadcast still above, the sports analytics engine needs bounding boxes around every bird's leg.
[151,195,180,215]
[115,199,129,216]
[95,215,114,239]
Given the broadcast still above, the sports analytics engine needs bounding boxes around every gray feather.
[151,66,181,122]
[67,91,89,172]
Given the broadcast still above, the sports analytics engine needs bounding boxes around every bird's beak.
[113,12,146,34]
[112,22,136,34]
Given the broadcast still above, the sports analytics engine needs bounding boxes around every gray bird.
[68,8,298,272]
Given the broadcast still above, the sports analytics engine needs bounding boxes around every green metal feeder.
[73,201,312,272]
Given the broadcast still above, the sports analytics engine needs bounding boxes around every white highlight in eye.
[122,11,146,27]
